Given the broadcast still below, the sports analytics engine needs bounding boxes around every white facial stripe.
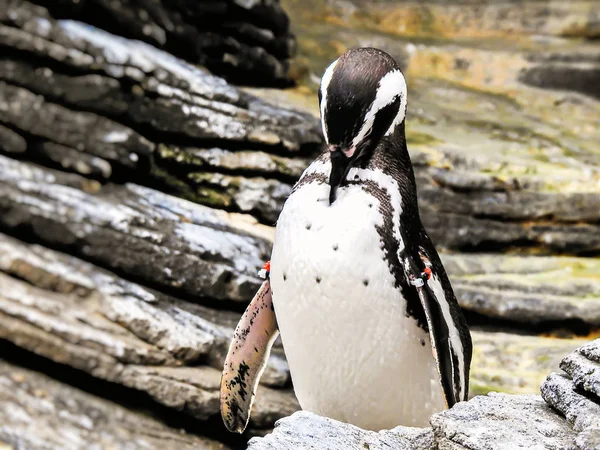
[352,70,407,148]
[385,72,408,136]
[319,59,339,145]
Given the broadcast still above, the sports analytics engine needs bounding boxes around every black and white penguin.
[220,48,472,433]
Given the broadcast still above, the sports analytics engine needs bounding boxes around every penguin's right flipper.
[413,280,460,408]
[404,252,468,409]
[220,279,278,433]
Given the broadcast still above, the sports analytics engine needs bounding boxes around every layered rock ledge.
[24,0,296,86]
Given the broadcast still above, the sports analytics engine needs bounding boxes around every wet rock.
[0,360,232,450]
[247,411,435,450]
[25,0,295,86]
[0,233,298,431]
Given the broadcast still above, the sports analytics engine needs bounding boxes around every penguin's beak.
[329,148,352,204]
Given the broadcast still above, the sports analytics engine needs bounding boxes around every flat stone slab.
[0,359,231,450]
[0,233,298,432]
[248,411,434,450]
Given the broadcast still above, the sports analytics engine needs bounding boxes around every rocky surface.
[24,0,296,86]
[247,411,435,450]
[1,0,600,448]
[542,339,600,449]
[0,231,298,434]
[248,395,576,450]
[3,0,600,254]
[0,359,231,450]
[250,340,600,450]
[0,0,321,223]
[3,153,600,326]
[283,0,600,256]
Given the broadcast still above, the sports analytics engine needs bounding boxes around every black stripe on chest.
[347,178,428,331]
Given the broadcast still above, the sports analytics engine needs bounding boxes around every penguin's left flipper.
[220,279,278,434]
[406,253,467,409]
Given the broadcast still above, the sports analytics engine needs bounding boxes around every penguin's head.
[318,48,407,201]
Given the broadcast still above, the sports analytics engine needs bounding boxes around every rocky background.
[0,0,599,449]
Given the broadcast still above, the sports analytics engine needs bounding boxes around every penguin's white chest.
[270,178,445,430]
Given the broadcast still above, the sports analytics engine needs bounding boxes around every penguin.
[220,47,472,433]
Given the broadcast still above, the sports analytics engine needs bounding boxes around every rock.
[0,359,232,450]
[0,1,321,221]
[0,156,276,303]
[469,331,586,397]
[542,373,600,449]
[0,2,319,148]
[0,232,298,432]
[317,0,600,40]
[560,339,600,398]
[541,339,600,449]
[430,393,577,450]
[443,253,600,326]
[250,339,600,449]
[27,0,296,86]
[248,394,578,450]
[278,0,600,256]
[3,153,600,326]
[0,123,27,154]
[247,411,435,450]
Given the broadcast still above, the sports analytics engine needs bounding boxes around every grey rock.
[247,411,434,450]
[542,373,600,450]
[0,156,271,303]
[0,359,232,450]
[542,372,600,434]
[431,393,576,450]
[0,4,321,149]
[560,340,600,399]
[443,253,600,326]
[0,122,27,153]
[21,0,295,86]
[541,339,600,450]
[0,232,298,430]
[249,393,579,450]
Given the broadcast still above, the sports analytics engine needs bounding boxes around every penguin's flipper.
[220,279,278,433]
[405,253,468,409]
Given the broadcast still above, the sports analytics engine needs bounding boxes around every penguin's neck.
[361,122,418,198]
